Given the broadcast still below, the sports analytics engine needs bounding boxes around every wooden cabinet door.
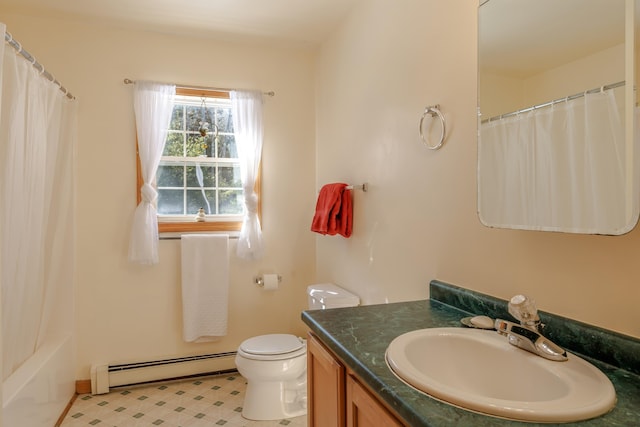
[346,375,403,427]
[307,332,346,427]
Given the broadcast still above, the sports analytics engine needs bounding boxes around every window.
[136,88,260,233]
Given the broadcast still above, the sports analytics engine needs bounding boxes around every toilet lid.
[239,334,304,355]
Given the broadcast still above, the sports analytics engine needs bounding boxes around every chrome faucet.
[495,295,568,362]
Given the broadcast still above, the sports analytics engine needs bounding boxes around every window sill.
[158,220,242,234]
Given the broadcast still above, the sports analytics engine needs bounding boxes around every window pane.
[187,189,216,215]
[204,107,215,131]
[164,132,184,156]
[169,105,184,130]
[217,134,238,158]
[201,134,214,158]
[215,107,234,133]
[158,189,184,214]
[186,165,216,187]
[220,190,243,214]
[218,165,241,187]
[157,165,184,187]
[185,105,214,133]
[185,134,208,157]
[185,105,201,132]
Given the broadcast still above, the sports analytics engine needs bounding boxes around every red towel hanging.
[311,183,352,238]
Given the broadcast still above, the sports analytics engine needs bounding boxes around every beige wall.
[523,43,625,107]
[478,72,524,121]
[315,0,640,338]
[1,12,317,379]
[481,44,625,119]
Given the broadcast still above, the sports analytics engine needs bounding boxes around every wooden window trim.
[135,87,261,233]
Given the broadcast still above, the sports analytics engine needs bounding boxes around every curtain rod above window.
[123,78,275,97]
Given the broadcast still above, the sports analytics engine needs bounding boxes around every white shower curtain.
[128,81,175,265]
[0,23,77,380]
[231,91,264,260]
[479,88,630,234]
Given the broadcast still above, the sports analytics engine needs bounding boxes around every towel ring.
[419,104,446,150]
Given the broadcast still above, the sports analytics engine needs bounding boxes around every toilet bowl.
[235,283,359,420]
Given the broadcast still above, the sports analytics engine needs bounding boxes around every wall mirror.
[477,0,639,235]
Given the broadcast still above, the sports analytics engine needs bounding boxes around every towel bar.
[317,183,368,193]
[346,183,368,192]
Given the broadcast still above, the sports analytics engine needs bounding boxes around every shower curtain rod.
[123,78,275,97]
[3,31,75,100]
[482,80,625,124]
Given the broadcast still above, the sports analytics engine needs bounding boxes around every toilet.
[235,283,360,421]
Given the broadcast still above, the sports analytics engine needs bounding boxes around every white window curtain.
[1,22,77,380]
[128,81,175,264]
[478,88,633,234]
[231,91,264,259]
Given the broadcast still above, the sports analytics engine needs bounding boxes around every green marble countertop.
[301,282,640,426]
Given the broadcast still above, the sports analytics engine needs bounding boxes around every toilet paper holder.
[254,274,282,287]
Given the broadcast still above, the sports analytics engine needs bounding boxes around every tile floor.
[59,373,307,427]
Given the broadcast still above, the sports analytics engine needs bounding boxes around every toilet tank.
[307,283,360,309]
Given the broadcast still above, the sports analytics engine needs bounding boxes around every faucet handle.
[495,318,568,361]
[508,294,540,327]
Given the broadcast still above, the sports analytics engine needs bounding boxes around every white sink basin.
[385,327,616,423]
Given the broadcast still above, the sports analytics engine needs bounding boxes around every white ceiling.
[1,0,362,46]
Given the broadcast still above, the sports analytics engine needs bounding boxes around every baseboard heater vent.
[90,351,237,395]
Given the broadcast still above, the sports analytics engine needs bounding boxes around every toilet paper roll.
[263,274,279,290]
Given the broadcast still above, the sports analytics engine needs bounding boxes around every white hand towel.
[180,234,229,342]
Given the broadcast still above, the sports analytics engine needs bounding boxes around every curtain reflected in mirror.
[477,0,639,235]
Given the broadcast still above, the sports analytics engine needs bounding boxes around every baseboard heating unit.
[90,352,237,394]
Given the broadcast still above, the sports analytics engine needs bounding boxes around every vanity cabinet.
[307,332,404,427]
[307,332,345,427]
[346,375,403,427]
